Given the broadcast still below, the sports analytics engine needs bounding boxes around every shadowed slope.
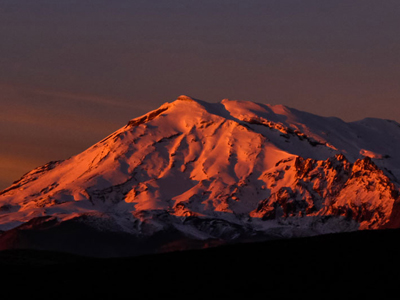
[2,228,400,298]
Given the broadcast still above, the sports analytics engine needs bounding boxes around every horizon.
[2,1,400,189]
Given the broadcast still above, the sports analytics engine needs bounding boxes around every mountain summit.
[1,97,400,256]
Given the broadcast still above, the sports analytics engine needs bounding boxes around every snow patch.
[360,149,384,159]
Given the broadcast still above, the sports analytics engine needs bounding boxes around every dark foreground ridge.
[2,228,400,298]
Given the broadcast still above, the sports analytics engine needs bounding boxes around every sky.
[1,0,400,190]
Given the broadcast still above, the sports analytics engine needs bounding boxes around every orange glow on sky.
[1,1,400,189]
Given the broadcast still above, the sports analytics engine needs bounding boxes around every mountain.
[1,95,400,257]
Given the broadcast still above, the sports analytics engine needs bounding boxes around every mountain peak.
[176,95,196,102]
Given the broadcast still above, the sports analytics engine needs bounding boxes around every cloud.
[0,83,154,132]
[32,88,151,110]
[0,154,44,190]
[0,83,158,190]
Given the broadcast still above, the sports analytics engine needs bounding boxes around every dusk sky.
[1,0,400,189]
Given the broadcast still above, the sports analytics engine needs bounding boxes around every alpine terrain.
[1,95,400,257]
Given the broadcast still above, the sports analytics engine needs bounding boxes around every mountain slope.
[1,95,399,256]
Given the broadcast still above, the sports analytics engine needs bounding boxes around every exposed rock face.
[251,155,399,229]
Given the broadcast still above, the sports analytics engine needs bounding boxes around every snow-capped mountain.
[1,95,399,256]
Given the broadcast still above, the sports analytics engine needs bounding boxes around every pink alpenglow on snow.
[0,96,399,256]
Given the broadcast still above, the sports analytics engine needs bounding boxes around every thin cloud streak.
[32,88,151,110]
[0,83,154,111]
[0,154,44,188]
[0,83,156,190]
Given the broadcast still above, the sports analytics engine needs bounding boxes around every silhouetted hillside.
[1,228,400,298]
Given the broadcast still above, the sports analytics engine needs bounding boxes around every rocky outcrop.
[251,154,399,229]
[251,155,399,229]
